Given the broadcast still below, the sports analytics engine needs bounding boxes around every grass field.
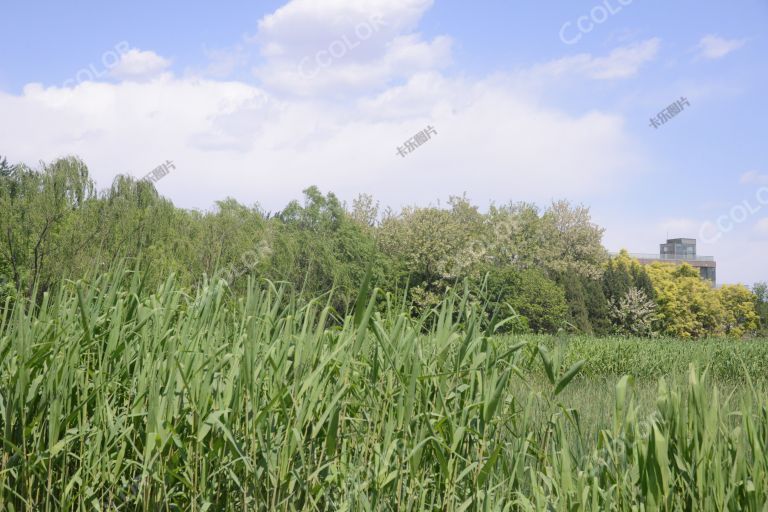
[1,269,768,510]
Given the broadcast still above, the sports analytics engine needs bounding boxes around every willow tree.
[0,157,95,296]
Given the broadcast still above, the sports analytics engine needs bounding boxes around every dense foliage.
[647,262,759,338]
[521,334,768,382]
[0,155,762,338]
[2,152,767,510]
[755,281,768,335]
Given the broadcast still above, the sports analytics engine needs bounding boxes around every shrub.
[478,265,568,333]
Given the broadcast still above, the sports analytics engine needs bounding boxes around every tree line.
[1,155,765,338]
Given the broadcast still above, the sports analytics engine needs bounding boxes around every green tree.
[196,198,268,284]
[631,263,655,299]
[272,187,385,312]
[755,282,768,303]
[0,155,12,177]
[0,248,15,312]
[557,273,592,333]
[582,276,612,335]
[462,200,607,280]
[603,250,654,303]
[378,196,483,310]
[541,200,608,279]
[481,202,546,270]
[754,282,768,334]
[349,193,379,229]
[478,266,568,333]
[601,251,657,334]
[0,157,96,296]
[94,174,185,287]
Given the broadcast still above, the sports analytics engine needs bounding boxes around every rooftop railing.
[609,252,715,262]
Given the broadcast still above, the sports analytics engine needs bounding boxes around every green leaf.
[538,345,556,385]
[477,445,502,487]
[326,406,340,456]
[353,262,374,329]
[484,368,511,423]
[554,360,585,396]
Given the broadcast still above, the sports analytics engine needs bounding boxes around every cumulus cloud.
[0,66,643,213]
[254,33,452,96]
[255,0,432,47]
[1,0,651,221]
[209,0,655,96]
[110,49,172,80]
[247,0,451,96]
[696,35,746,60]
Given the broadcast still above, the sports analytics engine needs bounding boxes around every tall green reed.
[0,266,766,510]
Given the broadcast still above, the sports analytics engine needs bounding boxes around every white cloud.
[586,38,661,79]
[256,0,432,44]
[740,170,768,186]
[0,66,644,215]
[248,0,450,96]
[534,38,661,80]
[254,34,452,96]
[110,49,172,80]
[0,0,664,217]
[696,35,746,60]
[214,0,655,97]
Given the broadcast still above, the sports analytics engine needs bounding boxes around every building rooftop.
[610,237,716,285]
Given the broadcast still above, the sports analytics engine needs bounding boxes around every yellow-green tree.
[718,284,760,337]
[646,263,725,339]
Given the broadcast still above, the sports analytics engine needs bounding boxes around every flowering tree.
[610,287,657,337]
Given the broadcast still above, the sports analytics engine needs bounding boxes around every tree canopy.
[0,156,761,338]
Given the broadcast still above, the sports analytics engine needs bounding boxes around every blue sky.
[1,0,767,285]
